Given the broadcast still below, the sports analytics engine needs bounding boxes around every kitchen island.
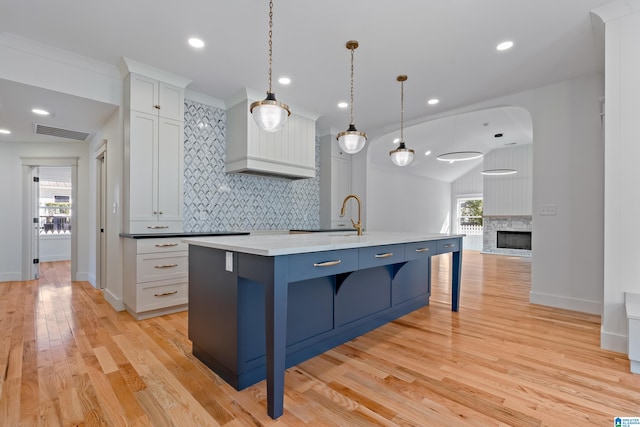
[183,231,463,419]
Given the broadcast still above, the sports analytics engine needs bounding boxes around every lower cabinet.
[188,242,439,390]
[123,237,188,319]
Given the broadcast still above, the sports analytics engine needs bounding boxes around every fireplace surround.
[483,216,532,256]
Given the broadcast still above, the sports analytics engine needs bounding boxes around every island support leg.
[265,256,288,419]
[451,247,462,312]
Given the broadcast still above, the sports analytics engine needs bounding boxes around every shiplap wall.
[482,144,532,216]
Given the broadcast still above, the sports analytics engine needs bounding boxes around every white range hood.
[224,88,319,179]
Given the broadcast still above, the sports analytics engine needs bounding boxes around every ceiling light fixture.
[0,129,11,135]
[496,40,514,51]
[481,168,518,176]
[337,40,367,154]
[436,151,484,162]
[250,0,291,132]
[188,38,205,48]
[32,108,50,116]
[389,75,415,167]
[278,77,291,85]
[427,98,439,105]
[338,102,348,109]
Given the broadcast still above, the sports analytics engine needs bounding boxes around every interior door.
[31,166,40,279]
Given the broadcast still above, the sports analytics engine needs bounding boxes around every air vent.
[33,123,91,141]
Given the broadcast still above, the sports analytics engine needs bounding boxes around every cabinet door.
[157,118,184,222]
[129,74,159,116]
[158,82,184,121]
[129,112,157,222]
[331,156,352,222]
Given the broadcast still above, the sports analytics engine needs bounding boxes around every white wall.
[40,235,71,262]
[366,164,451,233]
[483,144,533,216]
[595,2,640,353]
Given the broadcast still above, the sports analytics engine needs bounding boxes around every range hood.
[225,88,319,179]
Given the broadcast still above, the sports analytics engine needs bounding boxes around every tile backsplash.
[183,99,320,232]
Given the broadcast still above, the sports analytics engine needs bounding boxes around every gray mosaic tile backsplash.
[183,99,320,232]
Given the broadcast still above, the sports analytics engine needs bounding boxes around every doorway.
[22,157,78,281]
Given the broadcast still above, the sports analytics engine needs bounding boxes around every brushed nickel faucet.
[340,194,363,236]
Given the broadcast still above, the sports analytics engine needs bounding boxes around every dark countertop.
[120,231,249,239]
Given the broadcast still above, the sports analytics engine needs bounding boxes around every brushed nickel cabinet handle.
[154,264,178,268]
[154,291,178,297]
[313,260,342,267]
[147,226,169,229]
[374,253,393,258]
[443,243,455,248]
[155,243,179,247]
[415,248,430,252]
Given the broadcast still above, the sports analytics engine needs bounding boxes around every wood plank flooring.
[1,252,639,426]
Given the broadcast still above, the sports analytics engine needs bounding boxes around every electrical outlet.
[540,205,557,215]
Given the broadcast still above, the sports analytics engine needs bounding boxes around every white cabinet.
[320,131,353,229]
[120,60,191,234]
[225,88,319,179]
[123,237,188,319]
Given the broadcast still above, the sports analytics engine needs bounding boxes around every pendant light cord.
[267,0,274,94]
[400,79,404,142]
[349,46,355,125]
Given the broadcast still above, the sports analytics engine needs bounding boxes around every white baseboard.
[103,288,125,312]
[600,327,628,354]
[86,273,96,288]
[0,272,22,282]
[529,291,602,315]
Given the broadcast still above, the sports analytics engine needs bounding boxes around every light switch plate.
[225,252,233,272]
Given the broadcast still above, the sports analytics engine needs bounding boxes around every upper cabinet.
[225,88,319,179]
[119,58,192,234]
[128,73,185,120]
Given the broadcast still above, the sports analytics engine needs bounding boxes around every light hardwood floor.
[1,252,639,426]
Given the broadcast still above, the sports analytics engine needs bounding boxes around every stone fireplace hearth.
[483,216,532,256]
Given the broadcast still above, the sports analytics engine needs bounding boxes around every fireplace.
[497,231,531,250]
[482,216,532,256]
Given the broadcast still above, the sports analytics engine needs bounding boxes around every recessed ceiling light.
[32,108,50,116]
[188,38,205,48]
[338,102,348,109]
[425,150,432,156]
[496,41,514,51]
[278,77,291,85]
[0,129,11,134]
[393,138,400,144]
[427,98,439,105]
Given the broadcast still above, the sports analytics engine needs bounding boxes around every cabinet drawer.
[137,238,188,254]
[137,279,188,312]
[288,249,359,282]
[137,252,188,283]
[404,241,437,261]
[437,238,460,254]
[358,244,405,269]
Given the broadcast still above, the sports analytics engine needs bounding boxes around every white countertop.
[182,231,464,256]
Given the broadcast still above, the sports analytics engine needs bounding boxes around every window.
[457,197,483,235]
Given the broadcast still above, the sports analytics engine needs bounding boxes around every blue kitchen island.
[183,231,463,419]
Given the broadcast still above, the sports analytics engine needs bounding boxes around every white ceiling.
[0,0,610,180]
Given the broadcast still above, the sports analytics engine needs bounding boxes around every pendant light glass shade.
[250,0,291,132]
[390,142,415,166]
[337,41,367,154]
[389,75,414,167]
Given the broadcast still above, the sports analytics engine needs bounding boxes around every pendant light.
[337,40,367,154]
[389,75,415,167]
[250,0,291,132]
